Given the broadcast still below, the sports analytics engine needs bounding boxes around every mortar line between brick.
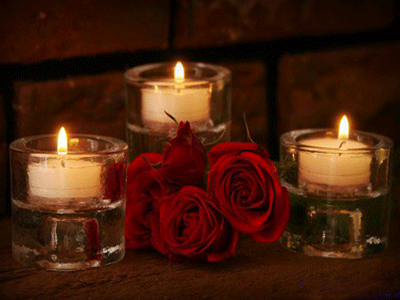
[0,69,15,217]
[264,53,280,161]
[167,0,178,53]
[1,27,398,80]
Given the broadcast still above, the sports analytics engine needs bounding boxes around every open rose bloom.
[125,122,290,262]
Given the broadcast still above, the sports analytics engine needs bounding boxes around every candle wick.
[338,141,346,156]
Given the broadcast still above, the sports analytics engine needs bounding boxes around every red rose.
[160,122,207,187]
[208,142,290,242]
[125,153,164,249]
[150,186,238,262]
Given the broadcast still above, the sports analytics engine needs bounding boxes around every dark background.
[1,0,400,217]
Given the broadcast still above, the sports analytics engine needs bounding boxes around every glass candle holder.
[279,129,393,259]
[10,134,127,271]
[125,62,232,162]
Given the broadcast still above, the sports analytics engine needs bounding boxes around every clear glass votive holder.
[10,134,127,270]
[279,129,393,259]
[124,62,232,161]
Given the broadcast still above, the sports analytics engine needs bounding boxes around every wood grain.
[0,217,399,300]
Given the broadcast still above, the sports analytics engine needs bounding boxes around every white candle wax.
[28,157,102,199]
[141,86,210,124]
[299,138,372,187]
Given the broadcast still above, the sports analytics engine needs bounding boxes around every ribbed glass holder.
[279,129,393,259]
[10,134,127,270]
[124,62,232,162]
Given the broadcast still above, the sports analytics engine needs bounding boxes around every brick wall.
[1,0,399,216]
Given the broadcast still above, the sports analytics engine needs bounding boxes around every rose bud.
[125,153,163,249]
[150,186,238,262]
[127,153,163,185]
[208,142,290,242]
[160,122,207,187]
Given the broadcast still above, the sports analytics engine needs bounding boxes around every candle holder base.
[126,122,230,161]
[279,189,389,259]
[21,258,103,272]
[12,199,125,271]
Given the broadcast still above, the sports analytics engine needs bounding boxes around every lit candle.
[28,127,102,199]
[298,115,372,187]
[141,61,210,125]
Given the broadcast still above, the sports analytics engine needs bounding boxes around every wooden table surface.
[0,216,399,300]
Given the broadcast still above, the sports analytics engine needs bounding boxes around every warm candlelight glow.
[57,127,67,154]
[338,115,349,140]
[174,62,184,82]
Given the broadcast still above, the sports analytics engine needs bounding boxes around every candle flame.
[57,127,68,154]
[174,62,184,82]
[338,115,349,140]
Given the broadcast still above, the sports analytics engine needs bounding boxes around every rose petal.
[151,186,238,262]
[208,146,290,241]
[208,142,269,167]
[125,167,164,250]
[249,187,290,242]
[160,122,207,187]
